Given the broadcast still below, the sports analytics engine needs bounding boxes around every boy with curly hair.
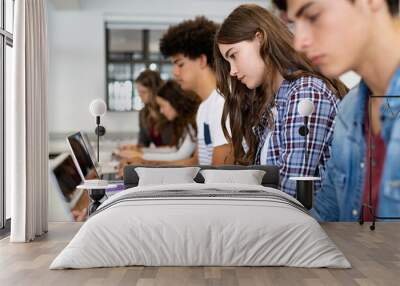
[159,16,234,166]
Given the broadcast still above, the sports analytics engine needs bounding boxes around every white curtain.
[8,0,49,242]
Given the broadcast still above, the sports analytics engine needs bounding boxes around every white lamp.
[89,99,107,162]
[298,98,314,115]
[290,99,316,210]
[89,99,107,117]
[297,98,314,166]
[298,98,313,143]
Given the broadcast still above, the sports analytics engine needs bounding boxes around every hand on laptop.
[113,149,143,160]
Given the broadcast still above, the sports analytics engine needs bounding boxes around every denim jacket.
[312,67,400,221]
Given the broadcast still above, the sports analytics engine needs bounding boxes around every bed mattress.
[50,183,350,269]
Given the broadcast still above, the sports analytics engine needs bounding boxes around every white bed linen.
[50,183,350,269]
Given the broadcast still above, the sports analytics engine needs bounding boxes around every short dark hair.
[272,0,287,11]
[387,0,400,14]
[159,16,219,67]
[273,0,399,16]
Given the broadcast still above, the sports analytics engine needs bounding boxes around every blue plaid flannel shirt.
[254,76,340,196]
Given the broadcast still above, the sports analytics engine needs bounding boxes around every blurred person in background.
[118,70,174,157]
[118,80,201,176]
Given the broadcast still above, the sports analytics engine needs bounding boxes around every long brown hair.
[214,4,348,165]
[157,80,201,147]
[135,70,166,131]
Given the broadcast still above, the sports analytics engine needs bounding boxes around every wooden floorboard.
[0,222,399,286]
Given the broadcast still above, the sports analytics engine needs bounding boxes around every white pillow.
[200,169,266,185]
[135,167,200,186]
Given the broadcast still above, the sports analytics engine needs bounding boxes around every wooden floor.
[0,222,399,286]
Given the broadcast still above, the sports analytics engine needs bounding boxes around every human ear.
[255,31,264,44]
[198,54,208,69]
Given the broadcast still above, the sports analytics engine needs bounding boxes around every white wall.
[47,0,269,134]
[48,5,137,134]
[81,0,272,20]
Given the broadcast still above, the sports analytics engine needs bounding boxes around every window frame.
[104,24,172,112]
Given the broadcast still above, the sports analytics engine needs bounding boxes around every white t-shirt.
[196,89,228,165]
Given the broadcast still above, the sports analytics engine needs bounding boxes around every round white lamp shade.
[298,99,314,117]
[89,99,107,117]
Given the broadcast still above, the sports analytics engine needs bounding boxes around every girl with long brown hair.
[136,70,174,148]
[119,70,173,153]
[214,4,348,196]
[117,80,200,173]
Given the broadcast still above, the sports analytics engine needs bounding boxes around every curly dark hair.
[159,16,219,67]
[157,80,201,147]
[273,0,399,15]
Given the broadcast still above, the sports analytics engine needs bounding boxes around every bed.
[50,165,350,269]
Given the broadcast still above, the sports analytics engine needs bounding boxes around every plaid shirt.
[254,76,340,196]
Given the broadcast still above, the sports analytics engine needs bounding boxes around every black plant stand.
[359,95,400,230]
[87,188,106,215]
[359,204,400,231]
[289,177,321,210]
[77,184,108,216]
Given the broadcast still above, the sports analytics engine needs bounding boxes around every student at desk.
[159,16,235,166]
[120,70,173,151]
[214,4,347,196]
[274,0,400,221]
[118,80,200,176]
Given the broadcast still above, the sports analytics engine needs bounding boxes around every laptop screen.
[52,154,82,202]
[67,132,100,181]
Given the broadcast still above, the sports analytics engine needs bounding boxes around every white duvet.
[50,183,351,269]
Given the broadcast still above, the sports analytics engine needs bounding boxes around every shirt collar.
[386,66,400,96]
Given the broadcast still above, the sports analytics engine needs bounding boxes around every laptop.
[66,131,123,185]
